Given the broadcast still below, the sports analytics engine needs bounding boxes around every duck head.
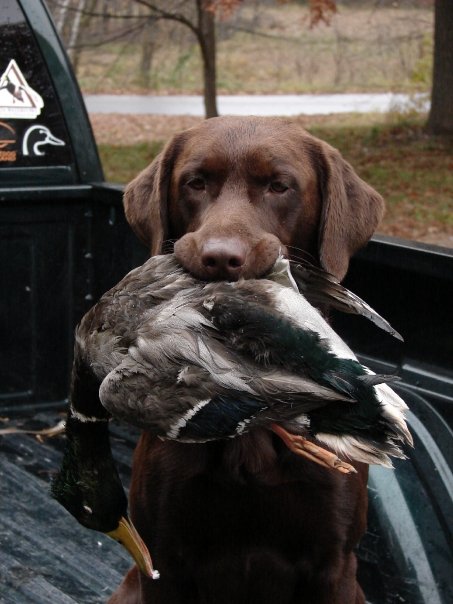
[22,124,65,156]
[52,416,159,579]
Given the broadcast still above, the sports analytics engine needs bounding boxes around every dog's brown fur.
[109,116,384,603]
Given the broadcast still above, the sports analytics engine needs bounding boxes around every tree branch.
[132,0,200,37]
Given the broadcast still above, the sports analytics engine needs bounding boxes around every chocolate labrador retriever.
[109,116,384,604]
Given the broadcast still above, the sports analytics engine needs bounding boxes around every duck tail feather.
[357,373,401,387]
[289,261,403,342]
[315,432,407,467]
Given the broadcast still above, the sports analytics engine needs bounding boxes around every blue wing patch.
[172,393,268,441]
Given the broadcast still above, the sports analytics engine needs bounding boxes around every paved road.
[84,92,428,116]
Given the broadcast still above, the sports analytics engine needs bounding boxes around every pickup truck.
[0,1,452,603]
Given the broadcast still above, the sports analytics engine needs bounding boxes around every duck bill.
[107,516,160,580]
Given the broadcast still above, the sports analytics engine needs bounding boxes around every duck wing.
[98,307,351,442]
[75,254,197,380]
[202,280,412,466]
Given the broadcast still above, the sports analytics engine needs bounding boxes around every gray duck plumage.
[75,254,411,466]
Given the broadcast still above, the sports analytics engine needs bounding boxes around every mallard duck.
[52,254,411,578]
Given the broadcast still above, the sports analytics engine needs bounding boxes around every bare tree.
[55,0,72,34]
[67,0,87,66]
[310,0,449,135]
[132,0,324,118]
[139,17,158,88]
[197,0,218,118]
[48,0,224,117]
[132,0,220,117]
[309,0,453,134]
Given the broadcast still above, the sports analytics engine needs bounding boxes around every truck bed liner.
[1,387,452,604]
[0,408,136,603]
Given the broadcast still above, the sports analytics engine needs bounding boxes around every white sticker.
[22,124,65,156]
[0,59,44,119]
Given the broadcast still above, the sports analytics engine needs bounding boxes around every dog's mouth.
[184,264,271,283]
[174,236,285,283]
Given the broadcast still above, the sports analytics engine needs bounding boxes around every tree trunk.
[140,19,156,89]
[67,0,87,63]
[197,1,218,119]
[427,0,453,134]
[55,0,71,36]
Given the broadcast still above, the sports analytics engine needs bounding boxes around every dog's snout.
[201,238,247,280]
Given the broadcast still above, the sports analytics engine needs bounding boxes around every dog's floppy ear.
[123,134,185,255]
[316,140,384,281]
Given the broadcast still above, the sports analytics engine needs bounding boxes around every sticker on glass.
[22,124,65,156]
[0,59,44,119]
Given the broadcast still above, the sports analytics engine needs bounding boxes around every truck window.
[0,0,73,169]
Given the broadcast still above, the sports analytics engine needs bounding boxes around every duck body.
[75,254,410,467]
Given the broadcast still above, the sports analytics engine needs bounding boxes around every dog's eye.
[187,177,206,191]
[269,181,288,194]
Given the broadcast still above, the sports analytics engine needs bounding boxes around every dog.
[109,116,384,604]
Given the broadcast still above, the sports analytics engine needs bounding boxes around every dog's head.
[124,116,383,281]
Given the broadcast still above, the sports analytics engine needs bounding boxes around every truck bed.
[1,380,452,604]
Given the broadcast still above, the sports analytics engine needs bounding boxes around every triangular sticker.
[0,59,44,119]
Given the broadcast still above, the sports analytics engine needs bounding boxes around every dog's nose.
[201,239,247,280]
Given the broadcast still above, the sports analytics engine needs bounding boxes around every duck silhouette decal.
[22,124,65,156]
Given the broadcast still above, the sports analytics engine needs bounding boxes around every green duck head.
[52,415,159,579]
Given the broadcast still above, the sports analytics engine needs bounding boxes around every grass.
[96,114,453,243]
[97,141,162,184]
[308,117,453,239]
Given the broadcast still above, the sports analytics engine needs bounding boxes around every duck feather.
[288,260,404,341]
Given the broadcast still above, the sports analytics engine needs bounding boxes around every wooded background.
[47,0,452,134]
